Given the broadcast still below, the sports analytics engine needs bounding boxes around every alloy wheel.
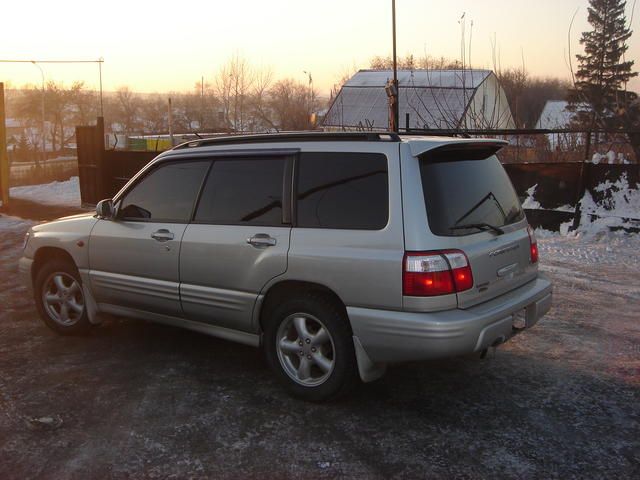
[276,313,336,387]
[41,272,85,327]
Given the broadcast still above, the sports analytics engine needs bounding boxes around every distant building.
[323,69,515,131]
[5,117,22,139]
[535,100,580,129]
[535,100,589,150]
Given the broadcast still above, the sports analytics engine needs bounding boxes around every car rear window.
[419,155,525,236]
[296,152,388,230]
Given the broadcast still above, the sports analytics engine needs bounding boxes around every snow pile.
[526,170,640,235]
[0,215,34,233]
[522,184,542,209]
[576,172,640,233]
[522,184,573,213]
[591,151,631,165]
[538,228,640,269]
[588,172,640,218]
[9,177,81,208]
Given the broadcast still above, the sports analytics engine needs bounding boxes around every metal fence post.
[571,131,593,231]
[96,116,106,201]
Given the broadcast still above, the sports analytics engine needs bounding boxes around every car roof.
[163,132,507,159]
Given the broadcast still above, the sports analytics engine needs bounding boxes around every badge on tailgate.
[497,262,519,277]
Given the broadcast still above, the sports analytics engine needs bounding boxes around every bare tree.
[44,82,70,151]
[369,54,461,70]
[268,78,319,131]
[248,67,278,131]
[215,54,255,132]
[67,81,97,127]
[112,87,142,134]
[12,81,85,152]
[12,86,43,150]
[141,94,168,133]
[499,70,571,128]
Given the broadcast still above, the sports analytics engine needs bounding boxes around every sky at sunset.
[1,0,639,95]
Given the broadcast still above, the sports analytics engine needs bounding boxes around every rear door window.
[194,157,286,226]
[419,155,525,236]
[296,152,388,230]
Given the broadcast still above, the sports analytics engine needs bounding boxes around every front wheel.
[34,259,92,335]
[264,293,359,402]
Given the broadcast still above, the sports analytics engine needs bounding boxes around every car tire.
[264,292,359,402]
[34,259,92,336]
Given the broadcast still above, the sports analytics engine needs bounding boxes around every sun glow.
[1,0,638,94]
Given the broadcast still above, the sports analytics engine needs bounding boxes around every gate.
[75,117,105,206]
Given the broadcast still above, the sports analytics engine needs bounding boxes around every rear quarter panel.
[279,142,405,310]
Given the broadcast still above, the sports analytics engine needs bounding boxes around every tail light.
[403,250,474,296]
[527,225,538,264]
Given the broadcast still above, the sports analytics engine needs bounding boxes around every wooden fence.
[76,122,639,230]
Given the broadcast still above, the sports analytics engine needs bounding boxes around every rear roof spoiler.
[411,140,509,161]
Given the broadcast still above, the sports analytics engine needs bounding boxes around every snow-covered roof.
[324,69,512,130]
[5,118,21,128]
[536,101,573,129]
[343,69,492,89]
[535,100,590,129]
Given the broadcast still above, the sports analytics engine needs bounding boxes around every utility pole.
[200,75,204,131]
[98,57,104,116]
[389,0,399,132]
[168,97,174,146]
[0,82,9,207]
[303,70,313,126]
[31,61,46,166]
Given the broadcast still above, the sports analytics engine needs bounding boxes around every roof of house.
[535,100,591,129]
[343,69,492,89]
[323,69,508,130]
[5,118,21,129]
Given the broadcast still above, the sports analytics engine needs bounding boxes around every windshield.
[419,155,525,237]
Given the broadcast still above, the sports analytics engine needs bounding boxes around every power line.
[0,59,103,63]
[0,58,105,116]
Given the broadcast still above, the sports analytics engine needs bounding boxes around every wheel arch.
[257,280,350,333]
[31,247,77,285]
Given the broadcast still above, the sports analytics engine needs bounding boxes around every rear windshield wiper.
[450,223,505,235]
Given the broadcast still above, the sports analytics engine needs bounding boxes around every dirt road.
[1,215,638,479]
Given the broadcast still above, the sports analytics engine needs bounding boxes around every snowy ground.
[9,176,81,209]
[0,215,34,234]
[0,210,638,478]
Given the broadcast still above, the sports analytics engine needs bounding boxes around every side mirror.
[96,199,114,219]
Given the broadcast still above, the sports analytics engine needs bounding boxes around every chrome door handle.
[247,234,277,248]
[151,229,174,242]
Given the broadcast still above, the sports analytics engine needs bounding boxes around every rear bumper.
[348,274,552,364]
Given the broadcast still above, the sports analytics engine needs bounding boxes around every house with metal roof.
[535,100,590,149]
[323,69,515,131]
[536,100,578,129]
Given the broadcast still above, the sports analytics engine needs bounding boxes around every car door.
[89,159,210,317]
[179,153,293,333]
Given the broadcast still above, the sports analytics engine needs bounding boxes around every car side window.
[296,152,389,230]
[194,157,286,226]
[118,161,210,222]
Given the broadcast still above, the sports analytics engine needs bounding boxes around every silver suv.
[20,133,552,401]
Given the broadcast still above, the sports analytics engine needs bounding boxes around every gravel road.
[1,214,638,479]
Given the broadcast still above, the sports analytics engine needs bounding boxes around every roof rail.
[173,131,401,149]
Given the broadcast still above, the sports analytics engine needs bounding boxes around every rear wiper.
[450,223,505,235]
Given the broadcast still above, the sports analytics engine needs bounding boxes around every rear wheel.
[264,293,359,402]
[34,259,92,335]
